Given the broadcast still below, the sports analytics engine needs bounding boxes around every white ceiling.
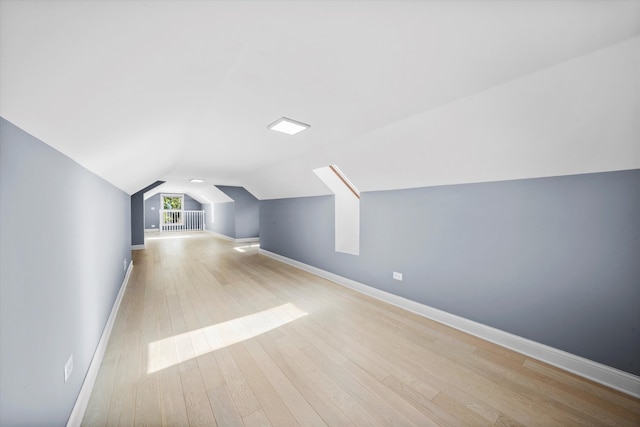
[143,182,232,205]
[1,0,639,200]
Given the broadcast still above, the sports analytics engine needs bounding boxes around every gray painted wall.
[260,169,640,376]
[216,185,259,239]
[144,193,202,229]
[145,193,161,230]
[131,180,164,246]
[205,202,236,238]
[0,117,132,425]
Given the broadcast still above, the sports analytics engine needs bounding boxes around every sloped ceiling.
[143,182,233,205]
[1,0,639,199]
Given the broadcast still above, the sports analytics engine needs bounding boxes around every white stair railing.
[160,210,205,232]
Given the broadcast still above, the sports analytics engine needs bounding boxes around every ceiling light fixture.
[268,117,310,135]
[190,178,205,183]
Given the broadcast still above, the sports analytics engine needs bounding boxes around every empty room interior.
[1,1,639,426]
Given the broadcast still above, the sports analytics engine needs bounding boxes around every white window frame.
[161,193,185,226]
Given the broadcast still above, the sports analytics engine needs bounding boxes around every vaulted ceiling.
[1,0,639,201]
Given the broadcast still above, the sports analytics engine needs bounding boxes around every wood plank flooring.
[82,232,640,426]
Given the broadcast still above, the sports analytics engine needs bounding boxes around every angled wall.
[260,169,640,376]
[207,186,259,239]
[205,202,236,238]
[130,180,164,247]
[0,118,132,425]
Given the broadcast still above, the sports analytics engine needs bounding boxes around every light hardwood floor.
[82,231,640,426]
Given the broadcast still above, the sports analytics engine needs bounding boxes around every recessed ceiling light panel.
[190,178,205,183]
[268,117,310,135]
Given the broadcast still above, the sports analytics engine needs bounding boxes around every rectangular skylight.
[313,165,360,255]
[190,178,205,183]
[268,117,310,135]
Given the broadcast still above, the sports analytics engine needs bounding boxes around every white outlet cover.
[123,259,127,271]
[64,354,73,383]
[393,272,403,281]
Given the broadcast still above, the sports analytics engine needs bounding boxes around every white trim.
[205,230,260,243]
[205,230,234,241]
[131,244,145,250]
[235,237,260,243]
[258,249,640,398]
[144,228,159,232]
[66,261,134,427]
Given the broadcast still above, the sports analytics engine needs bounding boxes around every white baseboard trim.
[66,261,134,427]
[205,230,234,241]
[259,249,640,398]
[205,229,260,243]
[144,228,159,232]
[131,244,145,250]
[235,237,260,243]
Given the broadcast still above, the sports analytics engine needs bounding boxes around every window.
[161,194,184,226]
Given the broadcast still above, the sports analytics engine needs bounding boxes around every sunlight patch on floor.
[234,243,260,252]
[147,302,307,374]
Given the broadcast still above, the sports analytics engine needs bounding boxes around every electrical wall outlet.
[123,259,127,271]
[64,354,73,383]
[393,271,403,281]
